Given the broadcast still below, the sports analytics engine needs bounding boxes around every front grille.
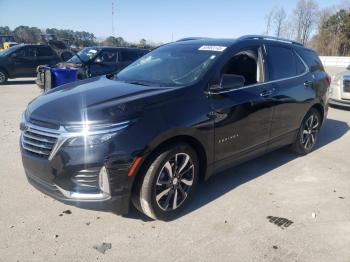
[22,126,59,158]
[343,79,350,92]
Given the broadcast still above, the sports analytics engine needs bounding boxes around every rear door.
[36,46,58,66]
[265,44,313,149]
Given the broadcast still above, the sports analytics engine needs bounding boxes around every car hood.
[27,76,179,126]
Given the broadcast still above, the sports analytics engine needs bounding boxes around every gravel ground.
[0,77,350,262]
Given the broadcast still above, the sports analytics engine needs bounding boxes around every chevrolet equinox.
[20,36,330,220]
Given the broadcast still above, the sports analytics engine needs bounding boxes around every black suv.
[0,44,60,84]
[36,46,150,89]
[20,36,330,220]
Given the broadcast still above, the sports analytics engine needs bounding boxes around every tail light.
[326,74,331,86]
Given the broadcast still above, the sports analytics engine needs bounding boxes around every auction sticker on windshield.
[198,45,227,52]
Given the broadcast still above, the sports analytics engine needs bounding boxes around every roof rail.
[238,35,303,46]
[176,37,209,42]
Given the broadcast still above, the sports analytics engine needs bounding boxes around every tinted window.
[120,50,139,62]
[37,47,54,57]
[297,48,324,72]
[267,46,296,80]
[26,47,36,57]
[13,48,26,57]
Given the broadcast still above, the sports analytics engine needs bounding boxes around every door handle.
[304,81,313,88]
[260,88,275,97]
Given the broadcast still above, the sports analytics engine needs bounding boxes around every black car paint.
[0,44,60,78]
[20,38,329,215]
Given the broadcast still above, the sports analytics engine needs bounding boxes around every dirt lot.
[0,77,350,262]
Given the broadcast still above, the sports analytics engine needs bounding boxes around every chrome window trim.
[21,120,130,160]
[207,48,310,95]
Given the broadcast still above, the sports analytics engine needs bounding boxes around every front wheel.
[132,143,199,220]
[291,108,321,155]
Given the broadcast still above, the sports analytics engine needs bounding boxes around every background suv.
[20,35,330,220]
[329,65,350,108]
[0,44,60,84]
[36,46,150,90]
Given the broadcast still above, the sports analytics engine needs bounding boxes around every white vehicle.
[329,66,350,107]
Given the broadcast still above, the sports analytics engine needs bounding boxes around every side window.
[25,47,37,57]
[120,50,139,62]
[266,46,296,81]
[220,46,264,87]
[13,48,26,58]
[37,47,54,57]
[96,50,118,64]
[297,49,324,72]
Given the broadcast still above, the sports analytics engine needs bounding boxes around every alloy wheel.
[155,153,194,211]
[301,114,319,150]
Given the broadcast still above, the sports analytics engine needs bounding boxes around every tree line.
[264,0,350,56]
[0,25,156,49]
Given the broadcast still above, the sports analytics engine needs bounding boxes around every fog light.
[99,167,110,195]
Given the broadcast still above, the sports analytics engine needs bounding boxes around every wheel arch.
[310,102,325,124]
[131,133,209,198]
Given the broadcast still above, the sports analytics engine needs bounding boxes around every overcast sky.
[0,0,348,43]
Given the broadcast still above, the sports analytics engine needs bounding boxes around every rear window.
[266,46,296,80]
[297,48,324,72]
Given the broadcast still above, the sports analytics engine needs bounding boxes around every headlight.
[64,121,130,147]
[66,133,115,147]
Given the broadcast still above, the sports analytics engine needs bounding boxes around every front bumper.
[26,168,129,213]
[20,138,135,215]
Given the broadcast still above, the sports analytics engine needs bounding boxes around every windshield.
[0,45,21,57]
[116,44,222,87]
[67,47,99,64]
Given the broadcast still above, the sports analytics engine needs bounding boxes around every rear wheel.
[132,143,199,220]
[0,70,7,84]
[291,108,321,155]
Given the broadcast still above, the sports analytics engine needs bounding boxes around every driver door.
[210,45,275,171]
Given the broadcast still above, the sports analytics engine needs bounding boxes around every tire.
[132,143,199,220]
[291,108,321,155]
[0,70,8,85]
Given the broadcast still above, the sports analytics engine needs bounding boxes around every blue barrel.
[51,67,78,88]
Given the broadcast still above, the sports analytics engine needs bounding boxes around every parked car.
[20,36,330,220]
[0,44,61,84]
[36,46,150,90]
[329,65,350,108]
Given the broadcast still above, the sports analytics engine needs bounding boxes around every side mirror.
[347,64,350,70]
[209,74,245,93]
[11,53,18,58]
[95,57,102,63]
